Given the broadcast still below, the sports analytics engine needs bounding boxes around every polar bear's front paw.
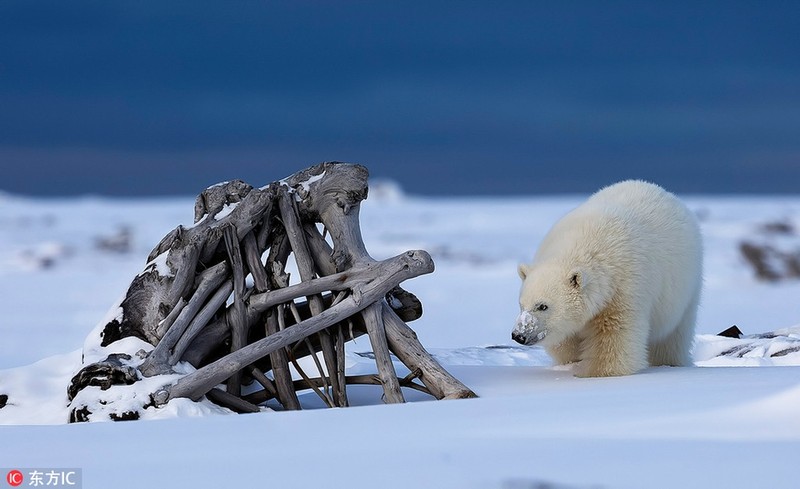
[572,360,598,378]
[573,358,641,378]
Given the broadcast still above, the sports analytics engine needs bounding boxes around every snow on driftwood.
[695,325,800,366]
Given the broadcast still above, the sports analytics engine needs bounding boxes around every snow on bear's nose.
[515,310,536,330]
[513,310,549,345]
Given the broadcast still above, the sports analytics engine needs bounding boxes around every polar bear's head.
[512,261,596,347]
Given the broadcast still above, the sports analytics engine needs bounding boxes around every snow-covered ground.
[1,186,799,488]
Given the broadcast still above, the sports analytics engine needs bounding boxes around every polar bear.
[512,180,702,377]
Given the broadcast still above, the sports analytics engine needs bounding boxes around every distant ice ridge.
[367,178,405,202]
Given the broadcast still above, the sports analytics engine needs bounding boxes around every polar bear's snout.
[512,310,546,345]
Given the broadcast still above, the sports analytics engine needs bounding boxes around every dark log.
[247,366,278,398]
[205,387,262,414]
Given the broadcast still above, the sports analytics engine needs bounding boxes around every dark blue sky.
[2,1,799,196]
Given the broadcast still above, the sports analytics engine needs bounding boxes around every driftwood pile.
[738,219,800,282]
[67,162,476,421]
[739,242,800,282]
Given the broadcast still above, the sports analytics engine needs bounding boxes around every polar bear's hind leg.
[648,293,699,367]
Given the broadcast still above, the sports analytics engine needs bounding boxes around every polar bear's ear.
[518,264,531,280]
[569,268,586,290]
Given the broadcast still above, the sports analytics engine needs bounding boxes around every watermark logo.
[2,469,81,488]
[5,471,23,487]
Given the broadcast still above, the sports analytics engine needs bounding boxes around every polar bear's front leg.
[575,309,649,377]
[546,333,582,365]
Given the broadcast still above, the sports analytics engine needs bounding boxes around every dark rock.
[69,406,91,423]
[109,410,141,422]
[717,325,743,339]
[67,354,137,401]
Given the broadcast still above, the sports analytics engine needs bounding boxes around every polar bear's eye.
[536,303,548,311]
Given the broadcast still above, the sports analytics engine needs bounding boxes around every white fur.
[513,180,703,377]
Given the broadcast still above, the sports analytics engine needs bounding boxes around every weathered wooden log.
[278,188,346,405]
[139,262,230,376]
[168,281,233,365]
[242,232,269,292]
[193,179,254,223]
[263,230,302,410]
[223,224,249,397]
[205,387,261,414]
[264,308,301,410]
[363,302,405,403]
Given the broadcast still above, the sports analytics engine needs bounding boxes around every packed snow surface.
[1,189,799,488]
